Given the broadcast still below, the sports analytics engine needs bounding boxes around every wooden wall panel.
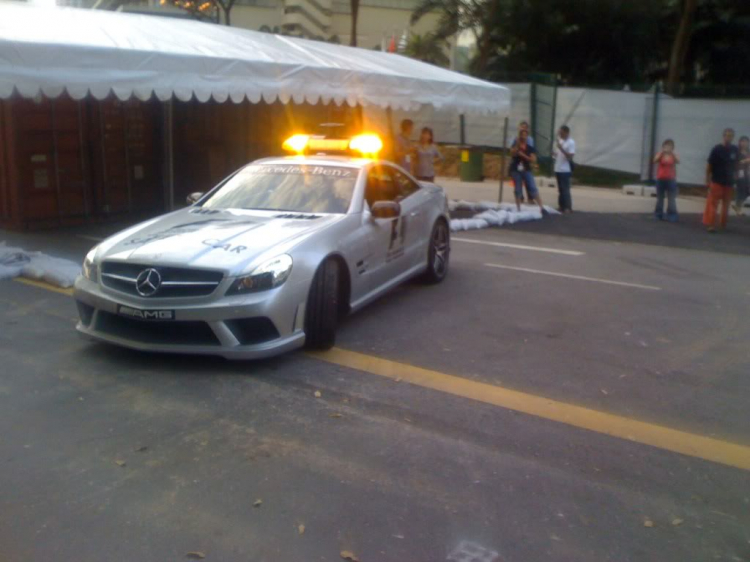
[0,100,7,221]
[13,97,58,222]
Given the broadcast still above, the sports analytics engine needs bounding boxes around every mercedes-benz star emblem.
[135,268,162,297]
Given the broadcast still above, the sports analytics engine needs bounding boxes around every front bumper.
[73,276,308,360]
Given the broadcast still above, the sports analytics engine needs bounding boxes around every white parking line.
[454,237,584,256]
[77,235,104,242]
[485,263,661,291]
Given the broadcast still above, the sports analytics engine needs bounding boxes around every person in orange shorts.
[703,128,739,232]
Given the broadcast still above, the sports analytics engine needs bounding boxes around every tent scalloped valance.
[0,4,510,117]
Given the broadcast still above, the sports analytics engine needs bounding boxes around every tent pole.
[385,106,394,162]
[354,104,363,133]
[98,100,110,214]
[166,99,175,211]
[498,116,508,203]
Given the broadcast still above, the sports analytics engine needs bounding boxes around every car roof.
[252,155,388,169]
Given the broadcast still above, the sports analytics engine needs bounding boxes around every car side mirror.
[370,200,401,219]
[186,192,204,205]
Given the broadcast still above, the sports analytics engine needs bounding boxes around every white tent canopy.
[0,4,509,116]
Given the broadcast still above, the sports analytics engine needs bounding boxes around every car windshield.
[201,163,358,214]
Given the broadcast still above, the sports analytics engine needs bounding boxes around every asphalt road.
[1,213,749,562]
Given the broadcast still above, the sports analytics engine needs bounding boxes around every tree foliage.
[404,33,450,68]
[412,0,750,88]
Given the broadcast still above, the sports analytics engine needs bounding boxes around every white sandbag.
[20,263,45,280]
[0,241,81,288]
[37,256,81,288]
[474,209,509,227]
[449,219,465,231]
[0,243,32,280]
[460,218,489,231]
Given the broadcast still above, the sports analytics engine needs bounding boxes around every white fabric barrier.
[464,83,532,147]
[369,83,748,188]
[362,83,530,147]
[551,88,749,186]
[0,241,81,288]
[554,87,650,174]
[362,106,461,145]
[657,98,750,186]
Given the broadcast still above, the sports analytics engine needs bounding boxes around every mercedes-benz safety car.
[74,133,451,359]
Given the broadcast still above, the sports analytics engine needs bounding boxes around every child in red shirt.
[653,139,680,222]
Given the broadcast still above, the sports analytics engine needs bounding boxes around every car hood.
[96,208,343,273]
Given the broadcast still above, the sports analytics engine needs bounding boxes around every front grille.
[225,317,280,345]
[100,262,223,298]
[95,311,220,346]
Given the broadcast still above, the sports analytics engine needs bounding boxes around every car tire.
[304,258,340,350]
[422,219,450,284]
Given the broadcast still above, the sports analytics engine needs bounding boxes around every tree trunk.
[215,0,233,25]
[666,0,698,95]
[350,0,359,47]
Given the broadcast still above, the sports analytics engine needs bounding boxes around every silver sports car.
[74,152,451,359]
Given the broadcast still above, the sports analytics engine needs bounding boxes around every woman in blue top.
[415,127,443,182]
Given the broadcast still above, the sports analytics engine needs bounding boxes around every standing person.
[653,139,680,222]
[394,119,415,174]
[415,127,443,182]
[732,136,750,216]
[703,128,739,233]
[510,121,535,203]
[510,121,535,148]
[553,125,576,213]
[509,129,545,214]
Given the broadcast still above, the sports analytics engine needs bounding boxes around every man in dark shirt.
[703,128,739,232]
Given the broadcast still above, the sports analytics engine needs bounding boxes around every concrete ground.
[1,197,750,562]
[437,176,709,214]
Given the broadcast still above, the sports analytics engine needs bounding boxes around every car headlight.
[227,255,293,295]
[82,247,98,281]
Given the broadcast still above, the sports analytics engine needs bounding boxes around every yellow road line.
[17,276,749,471]
[311,348,750,472]
[13,277,74,296]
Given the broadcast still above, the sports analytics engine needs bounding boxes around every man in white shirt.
[553,125,576,212]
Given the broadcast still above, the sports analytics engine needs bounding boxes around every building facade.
[50,0,440,49]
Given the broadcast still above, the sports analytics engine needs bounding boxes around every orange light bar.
[282,134,310,153]
[282,133,383,155]
[349,134,383,155]
[308,138,350,152]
